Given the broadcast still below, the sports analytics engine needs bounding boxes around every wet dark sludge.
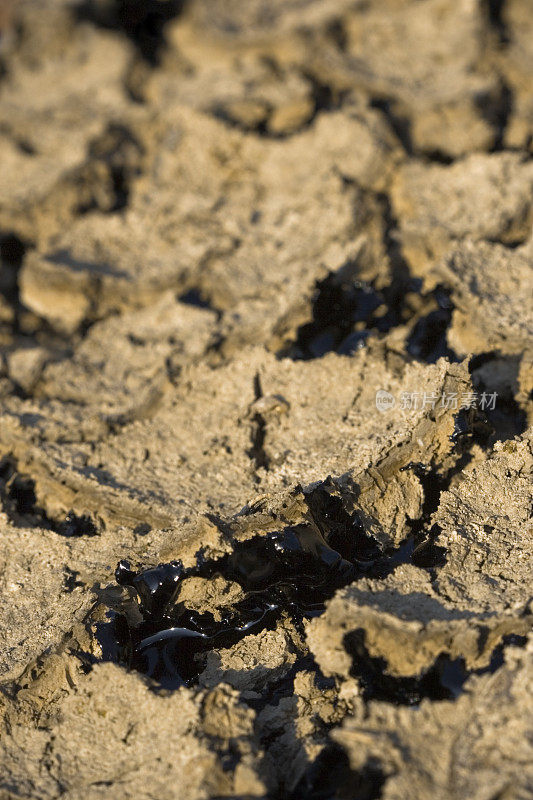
[111,489,384,689]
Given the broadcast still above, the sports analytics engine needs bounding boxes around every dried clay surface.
[0,1,532,799]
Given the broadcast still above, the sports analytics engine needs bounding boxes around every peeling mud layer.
[0,1,532,798]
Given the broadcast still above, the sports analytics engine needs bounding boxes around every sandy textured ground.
[0,1,532,798]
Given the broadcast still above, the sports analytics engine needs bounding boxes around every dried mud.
[0,1,532,799]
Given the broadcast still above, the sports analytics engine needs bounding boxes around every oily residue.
[110,486,384,689]
[106,478,517,702]
[113,530,366,688]
[105,480,473,700]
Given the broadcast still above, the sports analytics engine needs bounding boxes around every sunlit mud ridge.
[0,1,532,798]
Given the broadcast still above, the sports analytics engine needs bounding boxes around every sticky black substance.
[111,491,383,688]
[304,481,382,566]
[57,512,99,537]
[279,262,459,364]
[107,479,499,702]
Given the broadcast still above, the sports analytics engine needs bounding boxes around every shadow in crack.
[75,0,187,64]
[344,628,528,706]
[279,271,401,361]
[289,744,386,800]
[277,258,459,365]
[0,456,99,536]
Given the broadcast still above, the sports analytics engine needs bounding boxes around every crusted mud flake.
[435,239,533,358]
[306,563,531,684]
[332,637,533,800]
[391,153,533,281]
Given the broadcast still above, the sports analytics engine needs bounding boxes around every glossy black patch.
[450,408,472,443]
[116,559,185,619]
[449,405,492,452]
[109,476,485,690]
[63,567,84,591]
[57,512,99,537]
[304,480,382,567]
[279,260,461,365]
[111,513,383,688]
[411,529,447,569]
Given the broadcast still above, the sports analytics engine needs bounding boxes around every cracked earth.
[0,1,532,798]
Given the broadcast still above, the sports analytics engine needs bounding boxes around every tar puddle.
[99,478,477,702]
[99,465,519,706]
[103,484,388,690]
